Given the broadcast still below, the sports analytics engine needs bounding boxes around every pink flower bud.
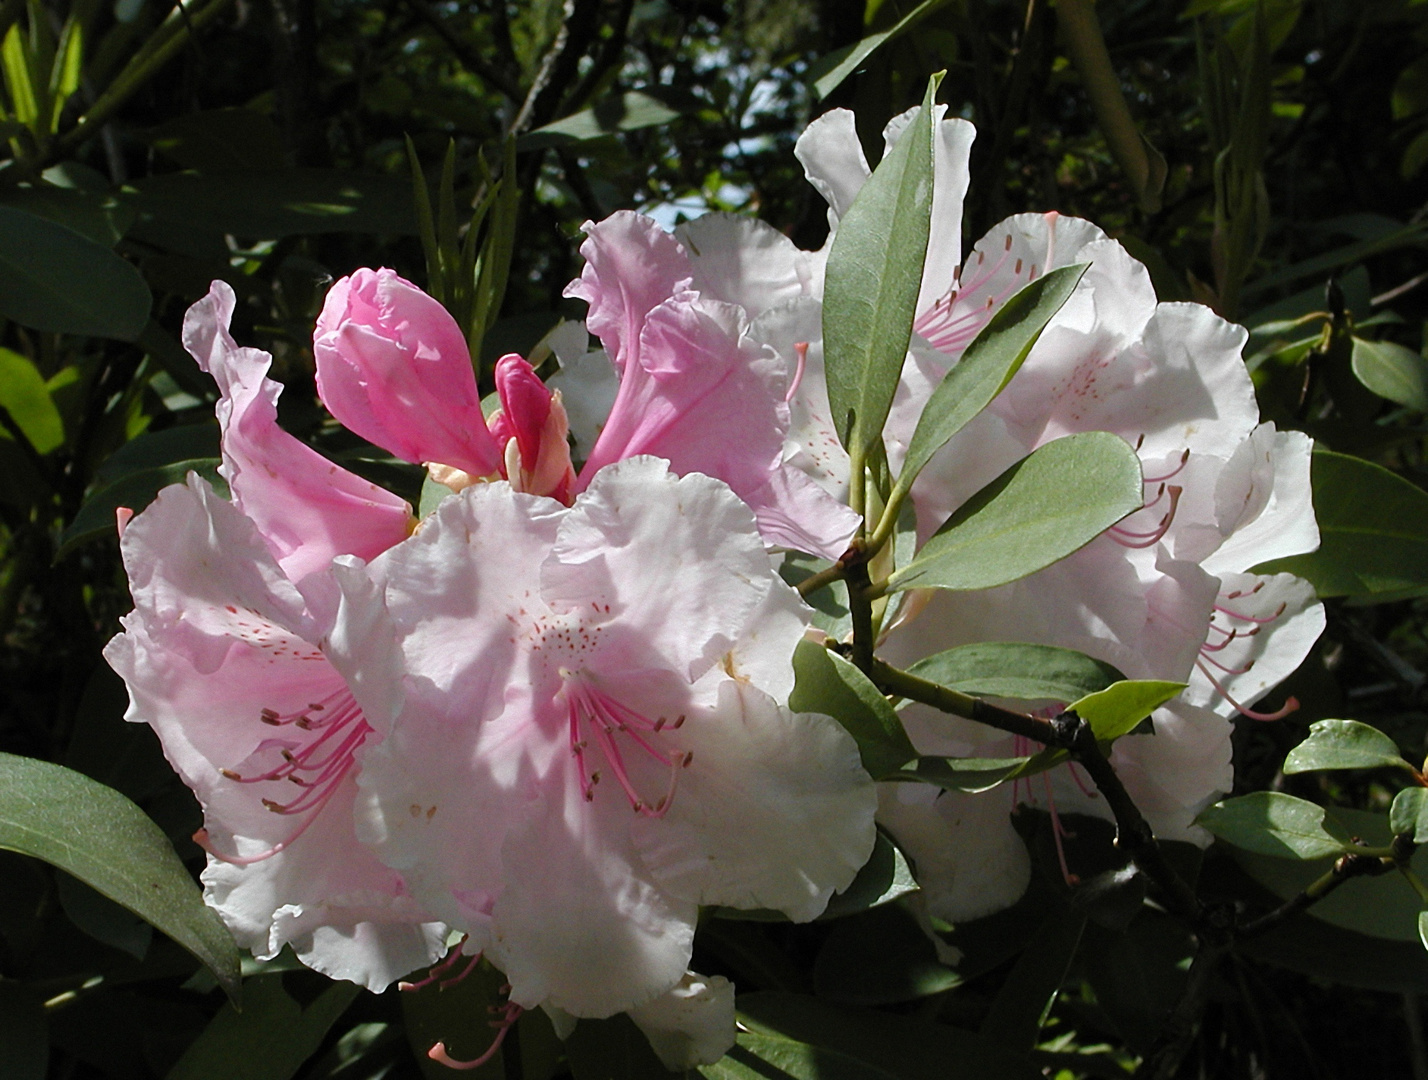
[314,268,502,478]
[489,353,576,503]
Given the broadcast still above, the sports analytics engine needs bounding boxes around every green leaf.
[1197,791,1353,860]
[46,16,81,133]
[122,169,418,238]
[1253,449,1428,600]
[2,21,37,128]
[1228,808,1428,942]
[814,903,959,1005]
[1419,911,1428,953]
[519,91,683,150]
[888,432,1144,593]
[893,264,1089,501]
[567,1013,676,1080]
[894,755,1031,794]
[167,975,358,1080]
[823,74,940,462]
[0,752,240,1001]
[1282,719,1412,775]
[789,639,915,778]
[0,204,151,339]
[57,459,224,560]
[907,642,1124,703]
[1391,788,1428,842]
[980,911,1086,1052]
[1350,337,1428,412]
[0,347,63,453]
[809,0,954,99]
[1068,680,1186,743]
[147,107,287,172]
[702,992,1041,1080]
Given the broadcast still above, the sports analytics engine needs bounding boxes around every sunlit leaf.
[888,432,1143,593]
[0,753,240,1001]
[1351,337,1428,412]
[894,264,1088,501]
[1068,680,1186,743]
[0,347,64,453]
[520,91,683,150]
[907,642,1123,703]
[1282,719,1412,775]
[1198,792,1353,860]
[789,640,915,779]
[823,74,940,461]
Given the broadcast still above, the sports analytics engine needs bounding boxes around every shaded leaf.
[0,753,240,1001]
[0,981,46,1080]
[894,264,1088,500]
[888,432,1143,592]
[1282,718,1411,775]
[58,459,224,560]
[894,755,1031,793]
[823,75,939,460]
[1198,791,1353,860]
[980,911,1085,1052]
[907,642,1124,703]
[0,204,151,339]
[789,639,915,779]
[567,1012,676,1080]
[520,91,683,150]
[1253,449,1428,600]
[810,0,954,99]
[167,975,358,1080]
[814,903,959,1005]
[1392,788,1428,842]
[1068,680,1186,743]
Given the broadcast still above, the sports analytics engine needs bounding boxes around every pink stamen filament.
[399,936,473,992]
[1043,771,1080,886]
[1214,601,1287,625]
[565,679,690,818]
[201,689,371,866]
[1198,651,1253,676]
[787,342,808,403]
[1142,449,1190,484]
[1109,486,1182,548]
[429,1003,524,1071]
[1199,627,1240,652]
[1195,659,1300,721]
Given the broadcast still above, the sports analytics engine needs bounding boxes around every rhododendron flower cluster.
[103,98,1325,1072]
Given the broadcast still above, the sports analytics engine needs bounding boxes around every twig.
[1239,847,1399,939]
[405,0,523,101]
[508,0,604,139]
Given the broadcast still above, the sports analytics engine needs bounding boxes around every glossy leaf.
[1282,719,1412,775]
[0,752,240,1001]
[0,204,151,339]
[888,432,1143,593]
[1197,791,1353,860]
[906,642,1124,703]
[167,975,358,1080]
[1253,449,1428,600]
[1350,336,1428,412]
[0,347,64,453]
[1391,788,1428,842]
[810,0,954,99]
[520,91,683,150]
[789,639,915,778]
[1068,680,1187,743]
[894,264,1088,500]
[823,74,939,460]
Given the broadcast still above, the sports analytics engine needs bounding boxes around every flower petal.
[627,972,736,1070]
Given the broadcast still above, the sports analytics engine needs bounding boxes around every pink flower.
[183,281,412,595]
[104,282,447,990]
[346,457,877,1018]
[314,267,503,478]
[104,476,446,990]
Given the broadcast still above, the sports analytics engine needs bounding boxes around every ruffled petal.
[632,681,875,921]
[183,281,412,588]
[628,972,736,1070]
[676,213,814,318]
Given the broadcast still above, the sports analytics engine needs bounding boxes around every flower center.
[560,672,692,818]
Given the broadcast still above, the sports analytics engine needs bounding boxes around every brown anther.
[220,768,243,780]
[672,714,686,729]
[260,708,281,724]
[295,717,312,730]
[262,798,284,812]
